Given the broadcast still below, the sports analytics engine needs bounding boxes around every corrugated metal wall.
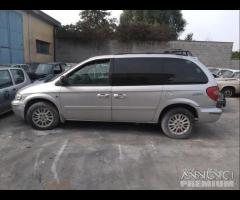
[0,10,24,64]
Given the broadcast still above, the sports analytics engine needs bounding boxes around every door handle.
[113,94,127,99]
[97,93,110,98]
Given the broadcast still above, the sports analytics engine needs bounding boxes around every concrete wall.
[230,59,240,70]
[56,39,233,68]
[20,11,54,63]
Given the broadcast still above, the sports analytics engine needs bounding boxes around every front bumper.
[11,100,25,120]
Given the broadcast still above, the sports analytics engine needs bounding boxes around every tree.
[232,51,240,59]
[119,10,186,39]
[185,33,194,41]
[57,10,117,43]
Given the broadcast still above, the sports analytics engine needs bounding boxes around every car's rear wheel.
[222,87,235,97]
[161,108,194,139]
[26,102,60,130]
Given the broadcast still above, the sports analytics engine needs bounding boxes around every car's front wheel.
[160,108,194,139]
[26,102,60,130]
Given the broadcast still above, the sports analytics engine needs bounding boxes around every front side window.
[10,69,25,84]
[67,60,110,86]
[0,70,13,89]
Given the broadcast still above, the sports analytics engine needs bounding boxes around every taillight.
[206,86,219,101]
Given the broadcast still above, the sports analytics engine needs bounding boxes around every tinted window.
[163,58,208,84]
[113,58,165,86]
[67,60,110,86]
[113,58,208,86]
[0,70,13,89]
[10,69,25,84]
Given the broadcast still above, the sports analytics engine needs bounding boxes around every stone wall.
[56,39,233,68]
[230,59,240,70]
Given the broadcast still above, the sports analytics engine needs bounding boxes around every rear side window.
[113,57,208,86]
[162,58,208,84]
[0,70,13,89]
[10,69,25,84]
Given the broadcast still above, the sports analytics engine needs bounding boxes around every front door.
[59,59,112,121]
[0,69,14,114]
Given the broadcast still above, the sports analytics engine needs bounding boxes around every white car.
[217,68,239,78]
[216,71,240,97]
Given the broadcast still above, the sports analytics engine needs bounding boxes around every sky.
[42,10,240,51]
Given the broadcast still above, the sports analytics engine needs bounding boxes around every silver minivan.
[0,67,31,115]
[12,54,224,138]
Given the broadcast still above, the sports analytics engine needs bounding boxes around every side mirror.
[58,76,68,86]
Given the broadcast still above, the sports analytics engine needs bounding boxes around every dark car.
[31,62,67,81]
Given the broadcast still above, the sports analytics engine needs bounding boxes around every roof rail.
[114,50,193,56]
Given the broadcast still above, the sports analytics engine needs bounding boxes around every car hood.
[18,81,60,95]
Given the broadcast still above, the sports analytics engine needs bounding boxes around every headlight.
[15,93,23,101]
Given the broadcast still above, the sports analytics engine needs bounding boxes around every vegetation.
[232,51,240,59]
[184,33,194,41]
[56,10,117,43]
[56,10,187,43]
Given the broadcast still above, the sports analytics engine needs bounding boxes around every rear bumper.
[197,107,222,123]
[11,100,25,120]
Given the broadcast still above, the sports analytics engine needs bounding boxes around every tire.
[26,102,60,130]
[160,108,194,139]
[222,87,235,98]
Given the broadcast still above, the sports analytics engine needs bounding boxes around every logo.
[180,168,234,188]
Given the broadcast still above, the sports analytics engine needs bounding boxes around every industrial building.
[0,10,61,64]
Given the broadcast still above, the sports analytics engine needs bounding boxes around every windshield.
[221,70,234,78]
[35,64,53,75]
[233,72,240,79]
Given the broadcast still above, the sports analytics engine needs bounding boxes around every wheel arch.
[24,98,62,122]
[158,103,198,123]
[221,86,236,93]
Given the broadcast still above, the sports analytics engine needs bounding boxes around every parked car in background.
[12,54,224,139]
[65,63,77,71]
[216,71,240,97]
[31,62,67,82]
[0,67,31,115]
[208,67,220,76]
[217,68,239,78]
